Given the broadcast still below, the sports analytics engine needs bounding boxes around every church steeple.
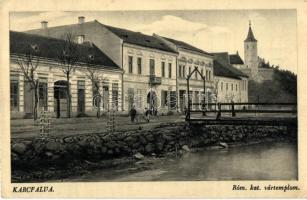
[244,20,258,79]
[244,20,257,42]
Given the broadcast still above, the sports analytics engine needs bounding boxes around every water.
[62,140,297,181]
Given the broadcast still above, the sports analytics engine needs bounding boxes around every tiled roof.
[213,60,241,80]
[160,36,213,56]
[10,31,120,70]
[229,54,244,65]
[99,23,177,54]
[26,20,177,54]
[212,52,248,78]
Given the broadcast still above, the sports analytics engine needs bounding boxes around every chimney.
[78,16,85,24]
[41,21,48,29]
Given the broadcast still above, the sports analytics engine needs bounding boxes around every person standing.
[130,105,137,123]
[145,107,150,123]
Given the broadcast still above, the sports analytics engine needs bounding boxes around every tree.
[17,44,40,120]
[213,78,220,103]
[86,56,104,118]
[58,33,79,118]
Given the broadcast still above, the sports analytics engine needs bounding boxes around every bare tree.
[17,44,40,120]
[213,78,220,103]
[86,56,104,118]
[58,33,79,118]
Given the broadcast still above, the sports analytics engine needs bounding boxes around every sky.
[10,10,297,73]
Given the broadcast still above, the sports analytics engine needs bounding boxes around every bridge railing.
[186,102,297,120]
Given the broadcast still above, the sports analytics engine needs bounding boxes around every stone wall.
[11,123,294,165]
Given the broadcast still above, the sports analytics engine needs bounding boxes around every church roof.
[229,53,244,65]
[212,52,249,78]
[244,22,257,42]
[10,31,120,70]
[213,60,242,80]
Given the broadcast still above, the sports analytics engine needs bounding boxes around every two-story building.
[212,52,249,104]
[154,34,215,111]
[26,17,178,113]
[19,16,249,117]
[10,31,122,118]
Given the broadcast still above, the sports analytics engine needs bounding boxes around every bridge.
[183,66,297,127]
[185,102,297,127]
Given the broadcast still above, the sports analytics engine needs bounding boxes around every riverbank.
[11,122,297,182]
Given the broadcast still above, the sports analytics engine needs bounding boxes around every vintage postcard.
[1,0,307,198]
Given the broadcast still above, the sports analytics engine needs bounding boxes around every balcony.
[149,75,162,85]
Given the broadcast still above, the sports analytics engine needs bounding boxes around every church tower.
[244,21,258,78]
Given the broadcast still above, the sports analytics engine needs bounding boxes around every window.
[103,82,109,110]
[209,71,211,81]
[169,91,176,109]
[206,70,208,80]
[77,35,85,44]
[39,78,48,110]
[10,75,19,111]
[161,62,165,77]
[168,63,172,78]
[161,90,168,107]
[128,56,133,73]
[179,65,182,78]
[236,84,238,91]
[128,88,134,109]
[137,57,142,74]
[226,83,228,91]
[112,83,119,110]
[135,89,142,109]
[221,82,223,91]
[149,59,155,75]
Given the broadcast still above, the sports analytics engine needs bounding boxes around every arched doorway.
[147,90,158,114]
[54,80,68,118]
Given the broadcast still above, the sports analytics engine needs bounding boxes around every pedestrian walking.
[216,102,221,120]
[231,100,236,117]
[130,105,137,123]
[145,107,150,123]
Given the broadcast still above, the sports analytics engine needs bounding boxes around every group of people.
[129,106,153,123]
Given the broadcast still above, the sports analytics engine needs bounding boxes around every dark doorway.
[147,90,157,110]
[54,80,68,118]
[77,80,85,114]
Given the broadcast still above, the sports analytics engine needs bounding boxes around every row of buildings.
[10,16,250,118]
